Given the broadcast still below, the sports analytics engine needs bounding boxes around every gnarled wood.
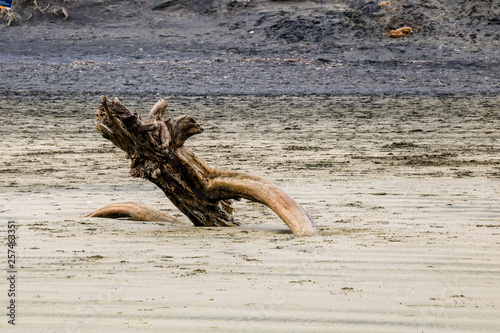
[91,96,318,235]
[86,201,177,223]
[207,170,316,236]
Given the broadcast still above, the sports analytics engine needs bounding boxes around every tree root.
[207,170,317,235]
[2,9,20,27]
[3,1,69,27]
[86,201,178,223]
[32,0,50,13]
[49,7,68,20]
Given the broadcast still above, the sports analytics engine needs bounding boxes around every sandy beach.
[1,95,500,331]
[1,0,500,331]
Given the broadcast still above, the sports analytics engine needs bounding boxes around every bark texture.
[92,96,318,235]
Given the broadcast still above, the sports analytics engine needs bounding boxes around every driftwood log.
[89,96,318,235]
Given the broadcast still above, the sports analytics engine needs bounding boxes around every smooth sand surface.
[1,95,499,332]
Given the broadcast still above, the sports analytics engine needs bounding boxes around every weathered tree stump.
[89,96,318,235]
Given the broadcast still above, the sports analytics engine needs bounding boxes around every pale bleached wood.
[86,201,177,223]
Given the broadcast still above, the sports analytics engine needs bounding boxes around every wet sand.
[1,0,500,331]
[1,95,499,331]
[1,0,499,97]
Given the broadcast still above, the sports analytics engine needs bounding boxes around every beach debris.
[89,96,318,235]
[3,0,68,26]
[86,201,177,223]
[32,0,51,13]
[2,9,20,27]
[384,26,413,38]
[49,7,68,20]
